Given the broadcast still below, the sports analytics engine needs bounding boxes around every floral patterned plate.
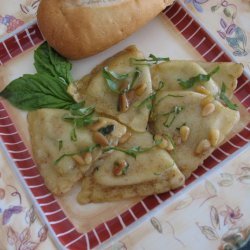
[0,1,249,249]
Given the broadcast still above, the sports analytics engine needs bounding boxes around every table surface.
[0,1,249,250]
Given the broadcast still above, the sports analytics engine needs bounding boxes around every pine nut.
[166,141,174,151]
[195,139,211,155]
[119,131,132,145]
[118,93,129,112]
[154,134,169,149]
[180,125,190,142]
[135,83,147,96]
[200,95,214,107]
[195,85,211,95]
[72,155,85,165]
[93,131,109,146]
[126,90,136,104]
[201,103,215,117]
[209,129,220,147]
[82,152,92,165]
[113,160,129,176]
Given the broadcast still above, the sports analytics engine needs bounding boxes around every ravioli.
[151,61,243,97]
[196,62,243,97]
[77,132,185,204]
[28,109,128,195]
[152,91,240,178]
[75,46,153,132]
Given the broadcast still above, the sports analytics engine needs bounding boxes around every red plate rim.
[0,2,249,249]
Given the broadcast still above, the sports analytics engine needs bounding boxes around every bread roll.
[37,0,174,59]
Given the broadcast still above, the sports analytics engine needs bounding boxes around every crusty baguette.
[37,0,174,59]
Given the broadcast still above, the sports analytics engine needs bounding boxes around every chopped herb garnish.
[98,124,115,136]
[126,68,141,92]
[162,106,184,128]
[103,140,161,159]
[131,54,169,66]
[102,67,141,94]
[177,66,220,89]
[154,94,184,106]
[102,67,128,94]
[219,83,238,110]
[58,140,63,151]
[54,144,99,164]
[63,102,96,141]
[136,81,165,110]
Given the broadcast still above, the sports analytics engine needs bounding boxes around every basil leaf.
[34,42,73,84]
[0,73,76,110]
[178,66,220,89]
[219,83,238,110]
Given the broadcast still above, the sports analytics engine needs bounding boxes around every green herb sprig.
[131,54,169,66]
[63,102,96,141]
[162,106,185,128]
[54,144,99,165]
[177,66,220,89]
[103,139,162,159]
[219,83,238,110]
[136,81,165,110]
[102,67,140,94]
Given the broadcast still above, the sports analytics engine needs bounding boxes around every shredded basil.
[54,144,99,164]
[136,81,165,110]
[177,66,220,89]
[131,54,169,66]
[102,67,140,94]
[162,106,185,128]
[219,83,238,110]
[103,140,162,159]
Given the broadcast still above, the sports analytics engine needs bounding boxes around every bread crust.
[37,0,174,59]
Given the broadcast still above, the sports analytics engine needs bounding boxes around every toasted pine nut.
[118,93,129,112]
[119,131,132,145]
[93,132,109,146]
[166,141,174,151]
[89,119,107,131]
[126,90,136,104]
[180,125,190,142]
[202,103,215,117]
[200,95,214,107]
[159,138,169,149]
[82,152,92,165]
[195,85,211,95]
[72,155,85,165]
[113,160,129,176]
[135,83,147,96]
[195,139,211,155]
[209,129,220,147]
